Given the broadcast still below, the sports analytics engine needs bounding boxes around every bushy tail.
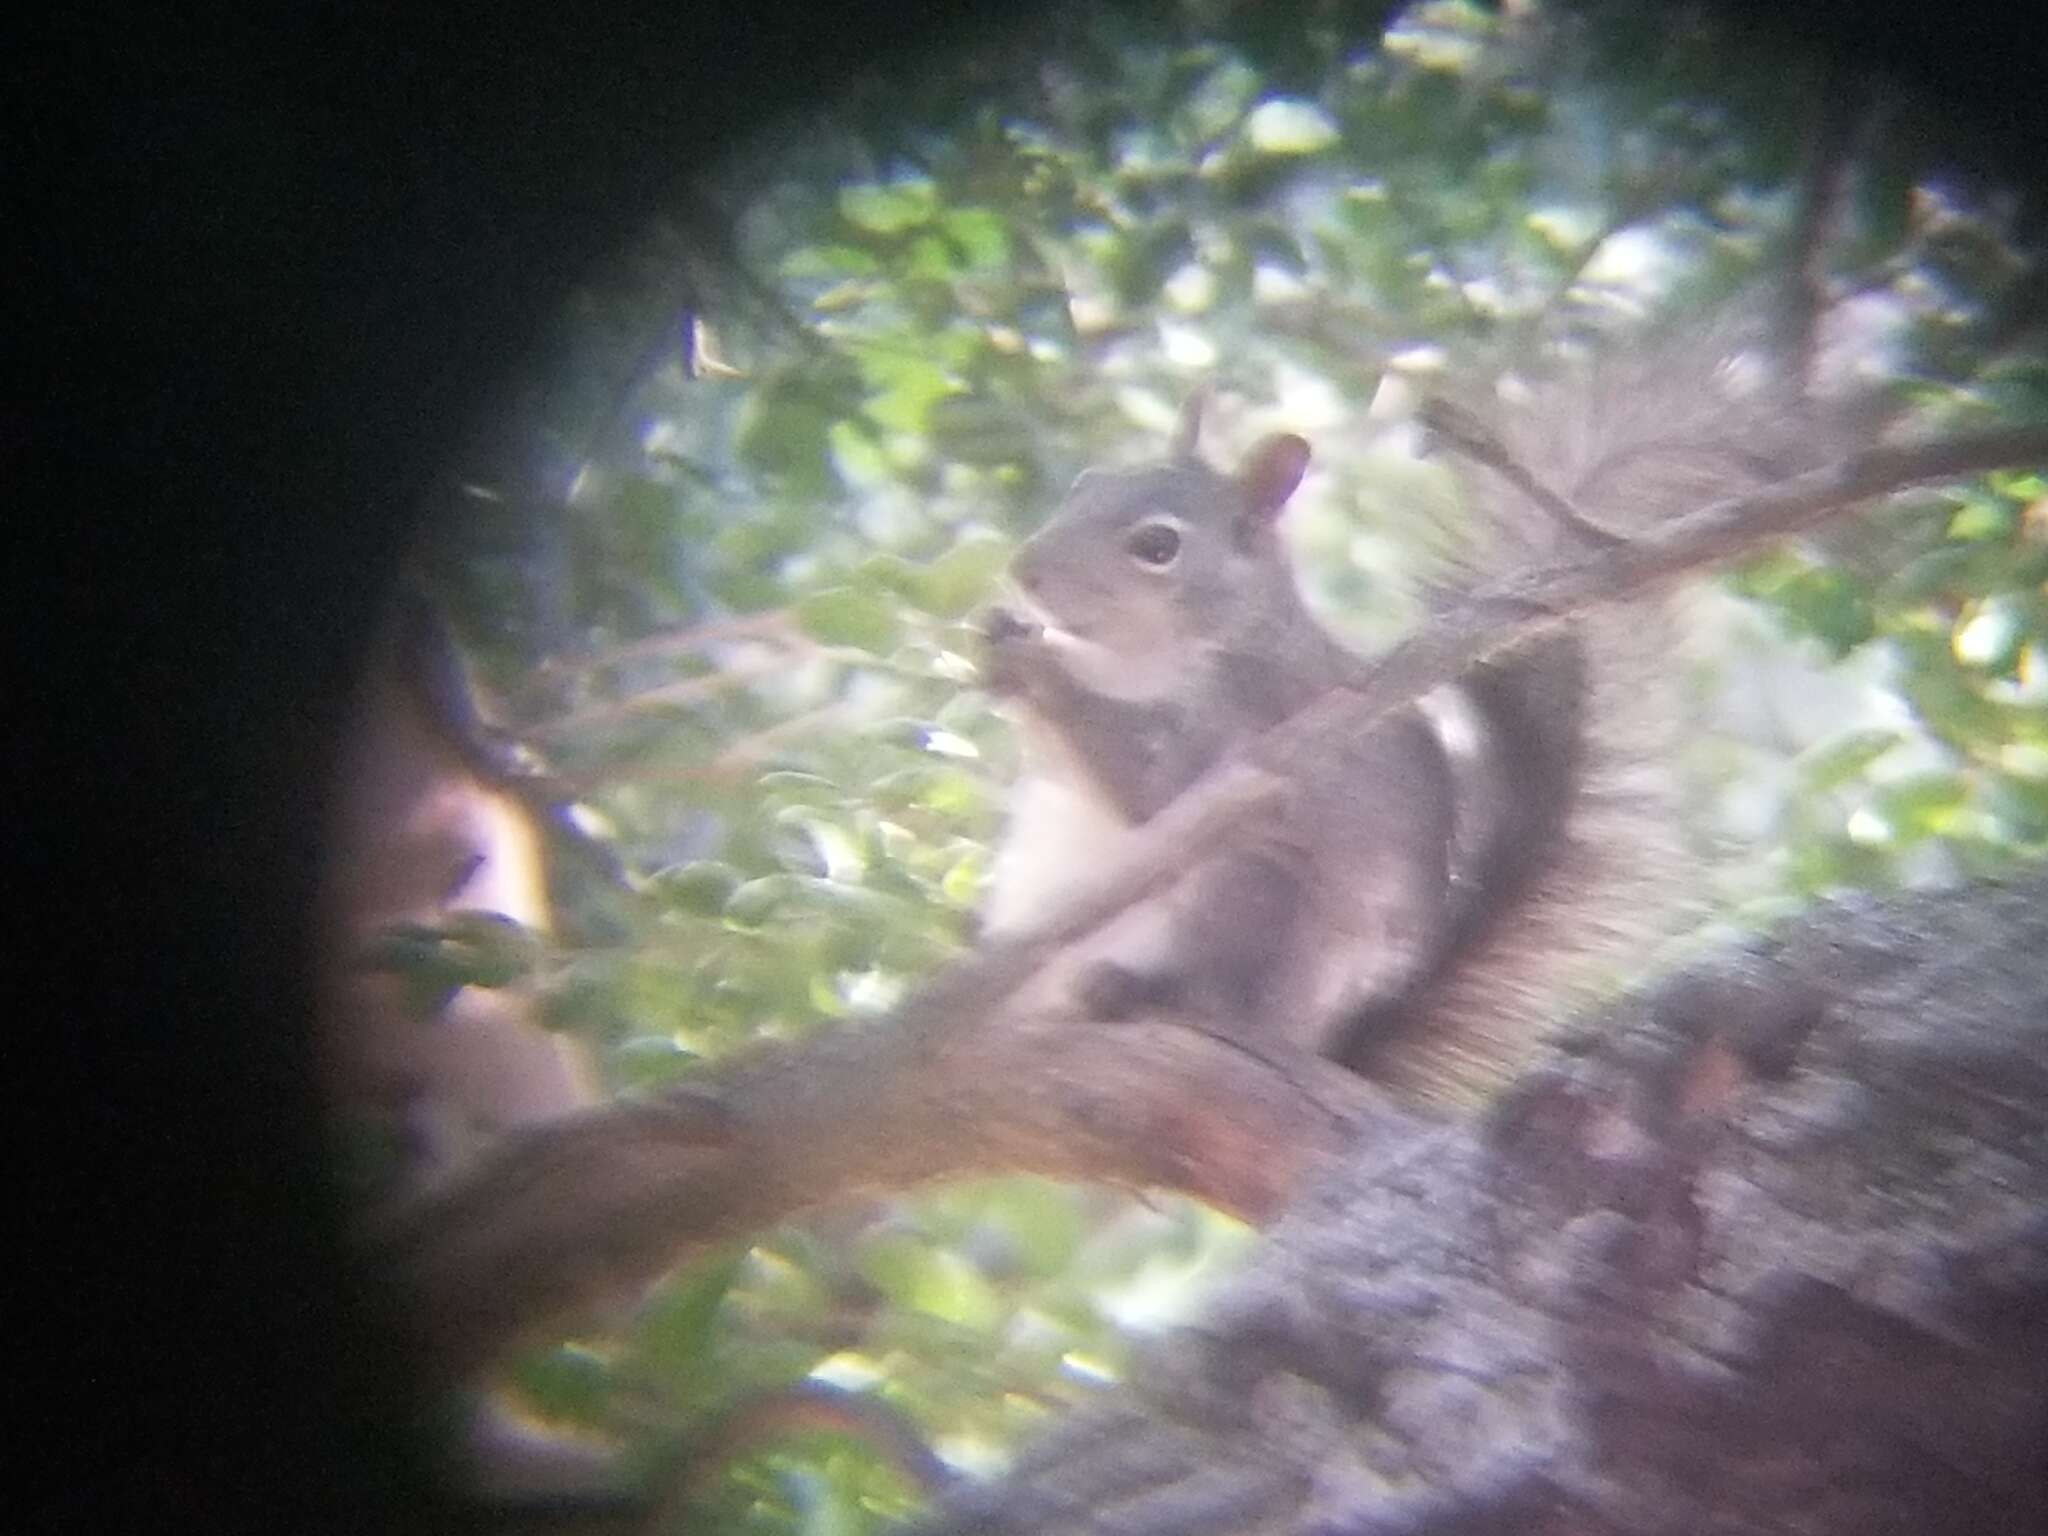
[1348,326,1859,1108]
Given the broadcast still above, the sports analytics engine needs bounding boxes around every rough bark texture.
[910,874,2048,1536]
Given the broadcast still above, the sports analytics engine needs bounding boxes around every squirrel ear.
[1171,384,1213,461]
[1238,433,1311,521]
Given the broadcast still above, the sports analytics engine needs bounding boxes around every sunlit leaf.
[1953,595,2031,674]
[911,535,1013,617]
[840,179,939,235]
[857,1234,1005,1331]
[1948,493,2018,542]
[940,208,1010,269]
[1794,729,1902,792]
[1244,98,1338,155]
[1872,773,1971,841]
[795,586,906,653]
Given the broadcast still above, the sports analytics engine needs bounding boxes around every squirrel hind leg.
[1173,846,1312,1024]
[1071,846,1307,1027]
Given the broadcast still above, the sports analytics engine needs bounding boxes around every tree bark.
[909,873,2048,1535]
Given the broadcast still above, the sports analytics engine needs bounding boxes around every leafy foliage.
[377,1,2047,1527]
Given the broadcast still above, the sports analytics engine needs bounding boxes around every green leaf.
[1769,567,1877,657]
[613,1033,697,1088]
[1243,98,1338,155]
[649,860,743,916]
[940,207,1010,269]
[781,243,884,279]
[963,1178,1088,1279]
[864,716,943,750]
[839,178,938,234]
[1983,773,2048,844]
[1872,773,1971,840]
[856,348,960,436]
[1794,729,1902,792]
[635,1247,746,1383]
[758,770,844,800]
[855,552,924,601]
[360,911,543,992]
[1952,595,2033,675]
[735,379,852,500]
[867,765,935,810]
[795,586,905,653]
[911,535,1014,617]
[906,233,963,280]
[856,1234,1004,1331]
[507,1342,614,1427]
[940,849,987,906]
[1106,220,1195,308]
[1895,630,2012,741]
[1947,494,2018,542]
[1172,58,1260,143]
[724,874,806,930]
[1886,543,1979,603]
[927,396,1037,467]
[919,770,990,821]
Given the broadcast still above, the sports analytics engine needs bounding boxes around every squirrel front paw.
[979,605,1047,697]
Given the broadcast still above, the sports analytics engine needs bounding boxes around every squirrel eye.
[1125,520,1181,568]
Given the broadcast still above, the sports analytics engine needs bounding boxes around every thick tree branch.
[367,764,1337,1389]
[909,872,2048,1536]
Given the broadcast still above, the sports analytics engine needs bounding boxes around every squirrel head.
[1007,392,1313,666]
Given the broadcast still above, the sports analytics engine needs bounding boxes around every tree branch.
[365,763,1347,1389]
[1780,66,1875,396]
[1417,398,1626,551]
[531,646,813,741]
[535,608,796,683]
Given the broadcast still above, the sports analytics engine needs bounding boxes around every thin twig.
[1279,423,2048,755]
[532,649,811,740]
[537,609,797,681]
[1418,397,1626,552]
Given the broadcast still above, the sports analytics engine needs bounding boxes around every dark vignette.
[20,1,2046,1531]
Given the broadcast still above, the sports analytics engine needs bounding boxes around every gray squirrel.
[978,354,1837,1104]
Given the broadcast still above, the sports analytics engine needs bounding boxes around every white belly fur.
[982,769,1143,936]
